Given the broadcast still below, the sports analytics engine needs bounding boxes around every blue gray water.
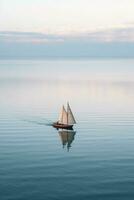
[0,59,134,200]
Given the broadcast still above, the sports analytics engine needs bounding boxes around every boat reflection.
[58,130,76,151]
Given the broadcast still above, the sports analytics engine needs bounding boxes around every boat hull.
[53,123,73,130]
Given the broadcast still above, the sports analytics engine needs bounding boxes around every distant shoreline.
[0,56,134,60]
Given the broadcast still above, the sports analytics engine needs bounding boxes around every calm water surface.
[0,59,134,200]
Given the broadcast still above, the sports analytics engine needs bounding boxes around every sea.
[0,58,134,200]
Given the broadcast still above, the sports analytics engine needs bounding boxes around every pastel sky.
[0,0,134,57]
[1,0,134,34]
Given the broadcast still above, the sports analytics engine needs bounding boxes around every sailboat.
[53,103,76,129]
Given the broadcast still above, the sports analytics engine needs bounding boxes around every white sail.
[58,106,68,124]
[58,106,63,123]
[67,103,76,125]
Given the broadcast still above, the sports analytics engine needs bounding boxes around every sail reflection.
[58,130,76,151]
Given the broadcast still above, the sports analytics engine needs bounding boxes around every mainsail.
[58,103,76,125]
[67,103,76,125]
[58,106,68,124]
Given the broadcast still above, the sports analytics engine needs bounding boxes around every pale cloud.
[85,27,134,42]
[0,24,134,44]
[0,32,64,44]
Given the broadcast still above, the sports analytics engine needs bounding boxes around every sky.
[0,0,134,57]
